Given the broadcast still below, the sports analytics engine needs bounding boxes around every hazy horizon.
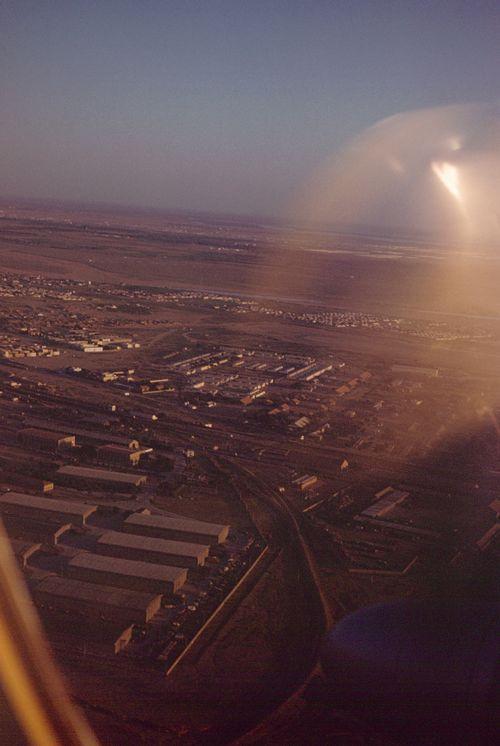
[1,190,499,251]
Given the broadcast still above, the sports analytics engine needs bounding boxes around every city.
[0,205,497,742]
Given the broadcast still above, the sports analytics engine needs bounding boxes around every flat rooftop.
[362,490,409,518]
[39,608,134,648]
[0,492,97,519]
[97,444,151,455]
[57,465,146,486]
[19,427,74,441]
[69,552,187,583]
[98,531,209,560]
[124,511,229,540]
[3,516,72,545]
[34,575,160,611]
[2,512,71,530]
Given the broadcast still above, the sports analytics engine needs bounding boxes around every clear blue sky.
[1,1,499,216]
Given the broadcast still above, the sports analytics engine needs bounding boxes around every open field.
[2,200,500,319]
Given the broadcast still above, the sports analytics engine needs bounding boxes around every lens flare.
[293,103,500,246]
[431,161,461,203]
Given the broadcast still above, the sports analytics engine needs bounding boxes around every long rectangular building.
[123,511,229,545]
[67,552,187,594]
[0,492,97,526]
[96,531,209,568]
[57,465,147,490]
[96,444,152,468]
[354,515,440,540]
[2,514,72,546]
[362,489,409,519]
[33,575,162,624]
[18,428,76,452]
[39,608,134,655]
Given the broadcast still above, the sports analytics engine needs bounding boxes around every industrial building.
[391,364,439,377]
[0,492,97,526]
[56,465,147,490]
[67,552,187,594]
[0,473,54,493]
[293,474,318,491]
[2,514,72,546]
[355,515,440,540]
[361,489,409,519]
[96,444,152,468]
[304,364,333,382]
[96,531,209,568]
[123,511,229,545]
[33,575,162,625]
[39,608,134,655]
[348,554,419,577]
[18,428,76,452]
[9,539,42,568]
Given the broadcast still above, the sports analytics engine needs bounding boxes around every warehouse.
[67,552,187,594]
[0,473,54,493]
[123,511,229,545]
[56,465,147,490]
[391,364,439,377]
[0,492,97,526]
[33,575,162,624]
[23,418,141,450]
[96,530,209,568]
[354,515,440,540]
[2,514,72,546]
[39,608,134,655]
[18,428,76,452]
[96,444,152,468]
[9,539,42,568]
[362,489,409,519]
[293,474,318,491]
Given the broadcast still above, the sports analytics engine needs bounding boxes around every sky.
[1,1,499,217]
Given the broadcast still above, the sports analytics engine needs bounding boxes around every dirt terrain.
[2,199,500,319]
